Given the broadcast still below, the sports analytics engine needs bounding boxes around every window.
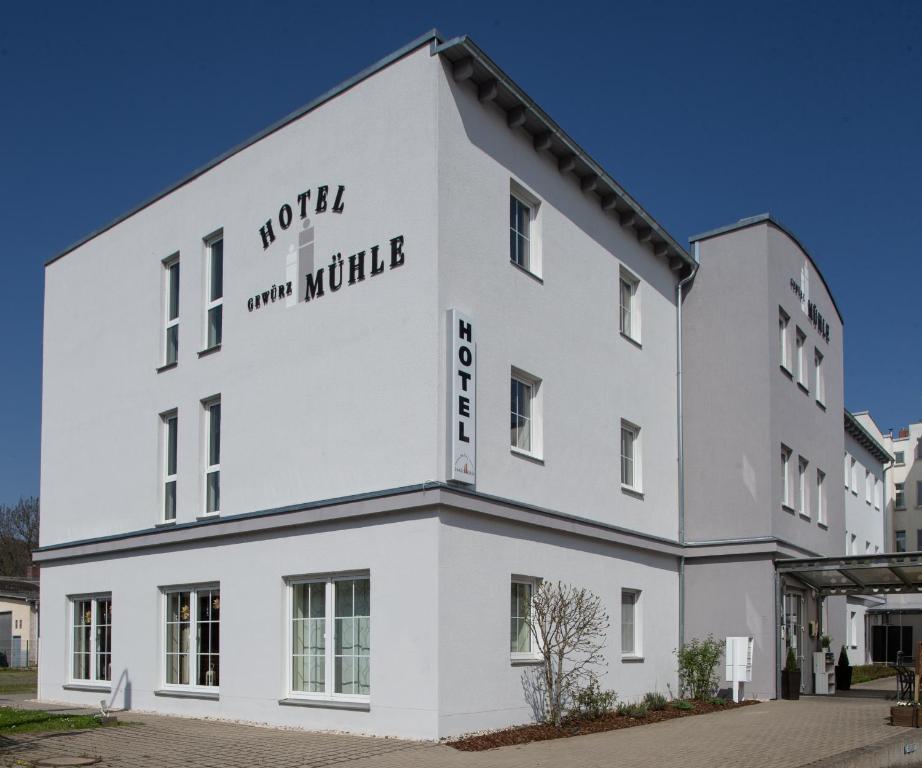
[814,349,825,405]
[163,256,180,365]
[511,579,539,659]
[162,411,178,522]
[621,590,641,658]
[916,530,922,552]
[895,451,905,466]
[850,456,857,494]
[204,398,221,515]
[795,328,807,388]
[917,481,922,508]
[509,194,531,270]
[779,309,790,371]
[163,586,219,688]
[865,469,872,505]
[781,445,792,509]
[896,530,907,553]
[875,477,881,510]
[797,457,809,517]
[289,575,370,700]
[205,235,223,349]
[621,421,642,492]
[816,469,826,525]
[849,533,856,555]
[70,596,111,684]
[848,611,857,648]
[510,370,542,458]
[619,270,640,342]
[917,438,922,461]
[896,483,906,510]
[843,453,849,488]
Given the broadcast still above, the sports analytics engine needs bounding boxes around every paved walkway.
[0,693,911,768]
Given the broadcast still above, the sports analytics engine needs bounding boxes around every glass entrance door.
[784,592,804,691]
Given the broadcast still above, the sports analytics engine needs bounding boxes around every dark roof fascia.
[45,29,445,268]
[432,35,694,271]
[845,409,894,464]
[689,213,844,325]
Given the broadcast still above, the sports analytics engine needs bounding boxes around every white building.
[37,32,698,739]
[881,420,922,554]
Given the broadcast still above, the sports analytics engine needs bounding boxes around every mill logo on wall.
[246,184,406,313]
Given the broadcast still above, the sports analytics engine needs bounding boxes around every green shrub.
[675,635,723,700]
[570,677,617,719]
[616,701,649,718]
[670,699,694,711]
[642,691,668,711]
[707,696,727,706]
[837,645,851,668]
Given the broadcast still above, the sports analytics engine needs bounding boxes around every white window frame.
[621,420,642,494]
[875,478,882,510]
[162,254,180,366]
[850,456,857,495]
[779,308,790,372]
[510,368,543,460]
[621,589,643,660]
[896,482,906,510]
[509,181,542,278]
[795,328,807,388]
[865,469,872,505]
[848,611,857,648]
[203,231,224,351]
[816,469,826,526]
[161,584,220,692]
[895,451,905,466]
[619,269,641,344]
[203,396,221,516]
[285,572,371,704]
[843,453,849,488]
[510,577,541,662]
[161,410,178,523]
[781,445,793,510]
[68,594,112,686]
[798,456,809,518]
[814,348,825,405]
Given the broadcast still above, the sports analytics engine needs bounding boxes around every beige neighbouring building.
[0,578,39,667]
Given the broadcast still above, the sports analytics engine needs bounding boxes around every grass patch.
[852,664,897,685]
[0,707,101,733]
[0,669,37,695]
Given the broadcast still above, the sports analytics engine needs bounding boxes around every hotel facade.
[37,31,856,737]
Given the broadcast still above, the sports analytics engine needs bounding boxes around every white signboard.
[449,309,475,485]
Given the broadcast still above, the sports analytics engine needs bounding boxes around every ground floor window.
[510,578,540,660]
[621,589,642,659]
[163,585,220,688]
[289,574,369,699]
[70,595,112,683]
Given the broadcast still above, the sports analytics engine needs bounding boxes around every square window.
[70,595,112,684]
[621,421,642,492]
[895,451,905,466]
[163,585,219,689]
[621,589,641,658]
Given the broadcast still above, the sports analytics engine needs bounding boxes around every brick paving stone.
[0,694,910,768]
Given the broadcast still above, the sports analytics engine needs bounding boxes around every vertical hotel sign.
[449,309,475,485]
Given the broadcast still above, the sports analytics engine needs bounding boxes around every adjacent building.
[881,421,922,554]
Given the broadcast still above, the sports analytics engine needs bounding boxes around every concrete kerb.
[803,727,922,768]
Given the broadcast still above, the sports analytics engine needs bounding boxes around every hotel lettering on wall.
[789,277,830,343]
[449,310,475,485]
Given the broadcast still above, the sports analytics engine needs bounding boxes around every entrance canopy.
[777,553,922,597]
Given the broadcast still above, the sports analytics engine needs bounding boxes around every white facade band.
[449,309,475,485]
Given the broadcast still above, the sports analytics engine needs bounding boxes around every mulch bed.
[448,699,760,751]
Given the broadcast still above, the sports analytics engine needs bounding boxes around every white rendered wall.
[844,431,885,557]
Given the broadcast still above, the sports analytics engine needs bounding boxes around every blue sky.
[1,0,920,504]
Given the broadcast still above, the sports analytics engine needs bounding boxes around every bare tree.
[525,580,610,726]
[0,496,39,576]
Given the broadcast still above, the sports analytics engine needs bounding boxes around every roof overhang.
[433,35,695,275]
[777,553,922,597]
[845,409,893,464]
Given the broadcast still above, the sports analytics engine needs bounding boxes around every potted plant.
[781,647,801,700]
[835,645,852,691]
[821,635,834,664]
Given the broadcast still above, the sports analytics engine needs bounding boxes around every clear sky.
[1,0,920,504]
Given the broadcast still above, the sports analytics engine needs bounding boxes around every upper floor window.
[163,256,180,366]
[896,530,907,553]
[70,595,112,684]
[816,469,826,526]
[781,445,792,509]
[795,328,807,388]
[621,421,642,493]
[917,481,922,508]
[163,585,220,689]
[843,453,849,488]
[778,309,790,371]
[875,477,881,510]
[814,349,825,405]
[916,438,922,461]
[865,469,872,505]
[204,234,224,350]
[896,482,906,510]
[850,456,857,495]
[510,369,542,459]
[896,451,905,466]
[509,182,542,278]
[204,398,221,515]
[162,411,178,522]
[798,456,809,517]
[619,270,640,343]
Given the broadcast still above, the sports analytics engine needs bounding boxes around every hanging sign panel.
[449,309,475,485]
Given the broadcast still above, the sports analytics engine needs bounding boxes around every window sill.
[63,682,111,692]
[818,522,829,530]
[155,520,177,528]
[781,503,796,514]
[511,655,543,667]
[509,260,543,284]
[816,399,826,411]
[155,688,219,700]
[798,512,811,521]
[780,364,793,379]
[278,697,370,711]
[797,381,809,395]
[196,513,221,521]
[851,491,858,496]
[896,507,907,512]
[156,361,178,374]
[510,447,544,465]
[198,344,222,358]
[620,331,642,350]
[621,485,644,500]
[621,655,644,663]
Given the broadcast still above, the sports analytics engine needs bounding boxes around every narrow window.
[781,445,792,508]
[795,328,807,387]
[509,194,531,270]
[779,309,790,370]
[843,453,849,488]
[848,611,857,647]
[896,530,906,552]
[205,235,224,349]
[619,271,640,342]
[874,477,881,510]
[162,412,178,522]
[163,257,180,365]
[621,421,642,492]
[621,589,641,658]
[204,398,221,514]
[917,481,922,508]
[865,469,871,504]
[816,469,826,525]
[510,580,537,658]
[917,530,922,551]
[164,586,220,688]
[510,371,542,457]
[850,533,856,555]
[289,575,370,700]
[917,438,922,461]
[70,596,111,683]
[798,457,809,517]
[814,349,825,405]
[850,457,857,494]
[896,482,906,510]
